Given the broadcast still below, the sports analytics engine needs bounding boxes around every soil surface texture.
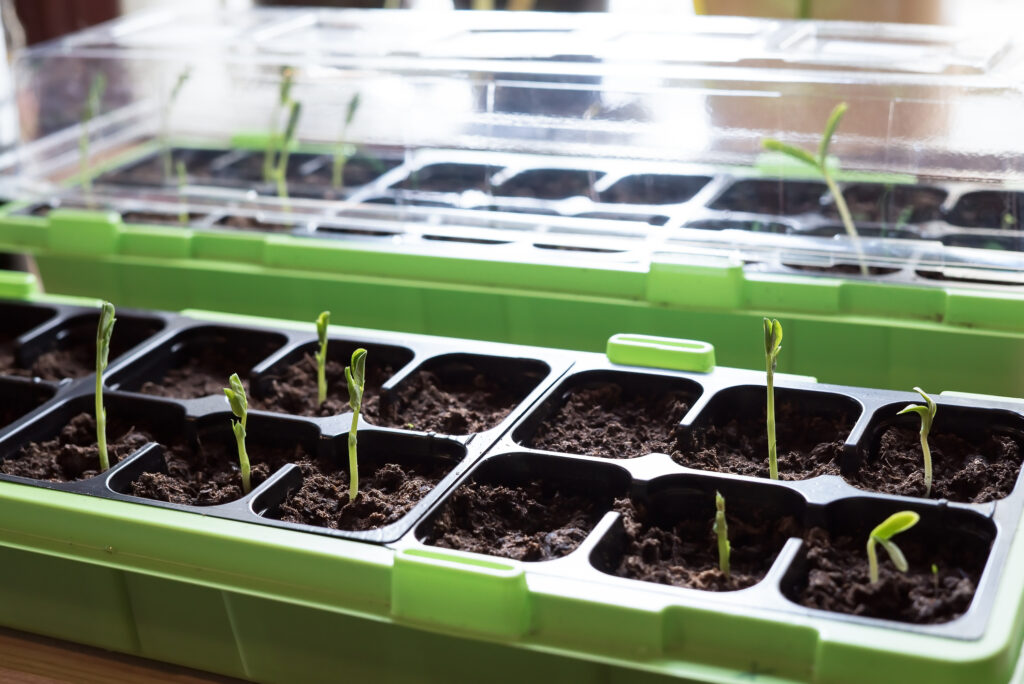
[826,184,946,224]
[845,425,1023,503]
[495,169,601,200]
[121,211,204,227]
[130,438,304,506]
[139,337,278,399]
[796,526,983,624]
[784,262,901,276]
[366,367,524,434]
[253,352,396,418]
[710,179,826,215]
[270,455,452,531]
[676,400,852,479]
[527,382,695,458]
[425,478,604,561]
[216,215,295,233]
[0,412,172,482]
[607,497,801,591]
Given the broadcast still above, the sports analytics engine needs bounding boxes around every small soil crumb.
[271,456,451,531]
[425,479,603,561]
[796,527,983,624]
[0,413,163,482]
[608,498,800,591]
[253,353,395,418]
[366,368,523,434]
[130,440,303,506]
[527,382,694,458]
[676,401,850,479]
[846,426,1023,503]
[140,338,277,399]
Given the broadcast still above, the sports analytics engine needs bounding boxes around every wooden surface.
[0,627,244,683]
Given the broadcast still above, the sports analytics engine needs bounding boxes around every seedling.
[175,160,188,225]
[763,317,783,480]
[263,67,295,183]
[332,93,361,189]
[713,490,731,578]
[762,102,869,276]
[162,66,192,178]
[79,73,107,204]
[931,563,940,592]
[95,302,116,472]
[223,373,251,494]
[272,100,303,209]
[898,387,937,497]
[314,311,330,405]
[867,510,920,584]
[345,348,367,501]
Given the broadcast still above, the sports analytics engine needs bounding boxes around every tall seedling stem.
[314,311,330,405]
[176,160,189,225]
[264,67,295,183]
[867,511,919,583]
[762,103,869,276]
[763,318,783,480]
[274,100,302,210]
[713,491,731,578]
[95,302,116,472]
[332,93,361,189]
[345,348,367,501]
[79,74,107,206]
[162,67,192,178]
[898,387,937,497]
[223,374,251,494]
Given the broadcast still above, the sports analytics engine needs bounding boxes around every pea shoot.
[898,387,937,498]
[713,490,730,578]
[345,348,367,501]
[332,93,361,189]
[95,302,116,472]
[763,317,783,480]
[80,73,107,205]
[314,311,330,406]
[223,373,251,494]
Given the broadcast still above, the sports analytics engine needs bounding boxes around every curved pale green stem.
[345,348,367,501]
[95,302,116,472]
[347,411,359,502]
[763,318,783,480]
[315,311,330,406]
[823,171,869,277]
[867,510,919,583]
[713,491,730,578]
[233,420,250,494]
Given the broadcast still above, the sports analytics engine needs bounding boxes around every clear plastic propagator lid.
[4,7,1024,287]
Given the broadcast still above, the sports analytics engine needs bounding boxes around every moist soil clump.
[140,339,277,399]
[676,401,851,479]
[270,456,451,531]
[527,382,694,458]
[796,527,982,624]
[253,353,396,418]
[425,479,603,561]
[608,498,800,591]
[0,413,175,482]
[846,426,1023,503]
[131,439,304,506]
[365,367,521,434]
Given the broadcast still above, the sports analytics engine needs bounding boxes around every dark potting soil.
[825,184,946,224]
[795,527,982,624]
[130,439,305,506]
[947,191,1024,229]
[599,173,710,205]
[121,211,204,227]
[270,456,452,531]
[676,401,851,479]
[253,353,395,417]
[215,215,296,233]
[139,338,277,399]
[608,498,800,591]
[710,179,826,215]
[783,263,902,276]
[845,425,1023,503]
[0,412,174,482]
[424,478,603,561]
[494,169,602,200]
[395,163,493,193]
[526,382,694,458]
[365,368,521,434]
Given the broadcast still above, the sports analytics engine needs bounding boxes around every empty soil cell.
[424,477,604,561]
[365,356,544,434]
[137,333,280,399]
[0,305,56,372]
[1,314,161,381]
[947,191,1024,229]
[120,211,205,227]
[600,174,710,205]
[269,455,452,531]
[676,391,856,479]
[98,148,224,186]
[606,497,800,592]
[794,525,987,624]
[394,163,494,192]
[845,424,1023,503]
[130,439,306,506]
[783,263,902,277]
[825,183,946,224]
[0,384,53,430]
[0,412,179,482]
[525,378,698,458]
[494,169,603,200]
[710,179,826,215]
[215,215,296,233]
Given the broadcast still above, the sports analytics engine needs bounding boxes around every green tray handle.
[606,333,716,373]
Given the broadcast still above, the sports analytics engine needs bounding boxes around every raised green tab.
[606,333,715,373]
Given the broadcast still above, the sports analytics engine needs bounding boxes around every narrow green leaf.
[96,302,116,372]
[879,539,909,572]
[870,510,920,542]
[345,92,361,127]
[818,102,847,166]
[762,139,819,169]
[763,318,783,358]
[316,311,330,346]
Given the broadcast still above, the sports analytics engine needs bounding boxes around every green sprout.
[314,311,330,406]
[79,73,107,204]
[931,563,939,592]
[332,93,361,189]
[345,348,367,502]
[263,66,296,183]
[95,302,116,472]
[223,373,251,494]
[762,103,868,276]
[713,490,730,578]
[897,387,937,498]
[162,66,192,178]
[867,510,920,584]
[763,317,783,480]
[175,160,189,225]
[273,100,303,210]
